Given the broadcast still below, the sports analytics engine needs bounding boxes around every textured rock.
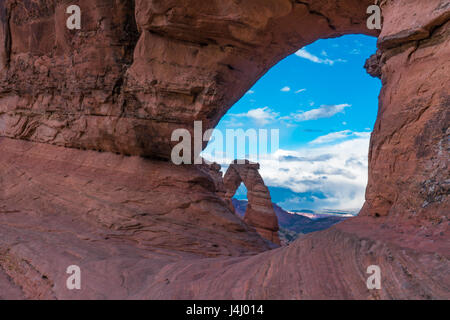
[0,0,140,154]
[0,0,376,159]
[140,217,449,299]
[0,137,272,299]
[223,161,280,245]
[361,0,450,221]
[0,0,448,300]
[1,137,448,300]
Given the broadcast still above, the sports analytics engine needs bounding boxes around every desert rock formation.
[0,0,449,299]
[362,0,450,221]
[223,160,280,245]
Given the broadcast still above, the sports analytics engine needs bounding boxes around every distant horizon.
[232,197,359,217]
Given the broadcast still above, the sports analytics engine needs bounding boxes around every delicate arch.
[223,160,280,244]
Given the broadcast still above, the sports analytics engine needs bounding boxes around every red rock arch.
[2,0,446,221]
[0,0,448,299]
[223,161,280,244]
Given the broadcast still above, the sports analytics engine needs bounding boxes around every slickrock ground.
[0,138,274,299]
[0,0,449,299]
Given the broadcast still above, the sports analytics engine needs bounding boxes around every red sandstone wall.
[0,0,448,299]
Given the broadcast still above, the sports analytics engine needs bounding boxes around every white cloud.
[310,130,371,144]
[201,129,372,212]
[257,135,371,211]
[231,106,279,125]
[295,89,306,94]
[309,130,352,144]
[246,90,255,94]
[281,86,291,92]
[292,104,350,121]
[295,48,347,65]
[353,131,371,138]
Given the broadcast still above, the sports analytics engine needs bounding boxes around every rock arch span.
[223,161,280,245]
[0,0,448,299]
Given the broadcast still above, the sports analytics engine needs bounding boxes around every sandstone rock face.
[223,161,280,245]
[0,137,272,298]
[1,137,448,299]
[0,0,376,159]
[0,0,141,153]
[361,0,450,222]
[140,217,449,299]
[0,0,449,299]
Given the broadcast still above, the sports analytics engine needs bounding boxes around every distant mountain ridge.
[232,199,351,243]
[289,209,356,220]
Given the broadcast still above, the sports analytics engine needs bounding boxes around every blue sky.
[203,35,381,212]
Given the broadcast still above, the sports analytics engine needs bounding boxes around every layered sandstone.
[0,137,273,298]
[361,0,450,222]
[0,0,376,159]
[0,0,449,299]
[1,137,448,299]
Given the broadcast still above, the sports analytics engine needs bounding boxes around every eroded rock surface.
[0,0,448,299]
[361,0,450,221]
[0,137,272,299]
[0,0,376,159]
